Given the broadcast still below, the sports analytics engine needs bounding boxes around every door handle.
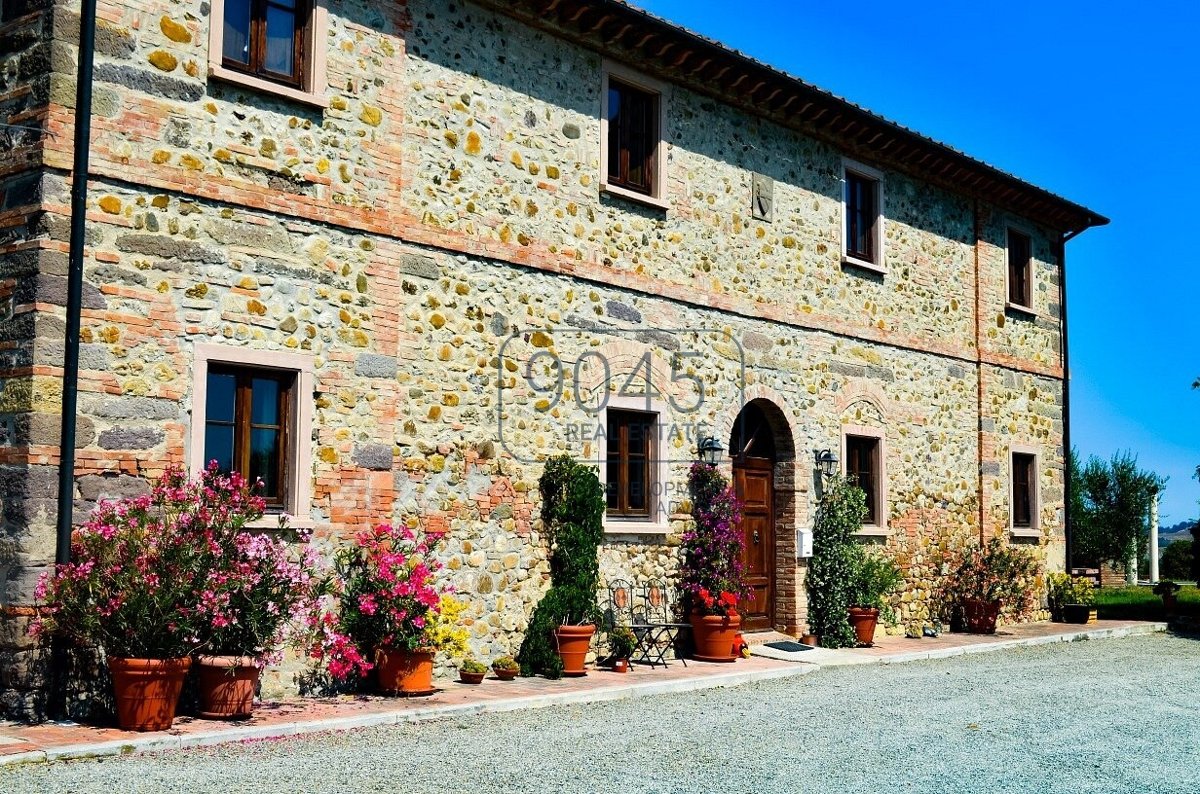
[753,530,760,545]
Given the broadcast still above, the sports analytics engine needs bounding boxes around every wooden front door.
[734,455,775,632]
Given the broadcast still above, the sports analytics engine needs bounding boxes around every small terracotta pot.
[690,612,741,662]
[848,607,880,646]
[961,598,1001,634]
[458,669,486,685]
[108,656,191,732]
[553,624,596,676]
[376,647,435,696]
[493,667,519,681]
[196,655,260,720]
[612,657,630,673]
[800,633,819,647]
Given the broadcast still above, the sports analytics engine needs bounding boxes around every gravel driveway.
[3,633,1197,794]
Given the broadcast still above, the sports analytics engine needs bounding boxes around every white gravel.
[3,634,1198,794]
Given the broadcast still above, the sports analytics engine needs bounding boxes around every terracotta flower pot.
[553,624,596,676]
[493,667,519,681]
[458,669,486,685]
[961,598,1001,634]
[800,633,819,647]
[376,647,435,696]
[196,655,260,720]
[690,612,741,662]
[848,606,880,646]
[108,656,191,732]
[612,657,630,673]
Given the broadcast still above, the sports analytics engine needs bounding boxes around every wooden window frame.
[841,424,888,535]
[1006,226,1035,312]
[600,62,670,210]
[190,344,315,529]
[219,0,311,89]
[207,0,329,108]
[206,364,294,509]
[841,159,886,274]
[1010,445,1041,536]
[596,395,670,534]
[605,408,655,519]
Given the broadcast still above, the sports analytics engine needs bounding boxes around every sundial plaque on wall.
[751,172,773,222]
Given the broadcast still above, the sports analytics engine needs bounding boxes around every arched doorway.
[729,401,778,632]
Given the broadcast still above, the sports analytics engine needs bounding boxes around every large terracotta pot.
[690,612,741,662]
[553,624,596,676]
[376,647,435,696]
[108,656,191,731]
[961,598,1001,634]
[196,655,260,719]
[848,606,880,646]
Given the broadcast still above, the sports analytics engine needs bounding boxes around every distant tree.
[1070,449,1166,572]
[1160,540,1193,581]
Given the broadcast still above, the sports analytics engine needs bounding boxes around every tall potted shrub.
[806,475,867,649]
[945,538,1041,633]
[31,465,261,731]
[681,463,747,662]
[517,456,604,678]
[316,523,467,695]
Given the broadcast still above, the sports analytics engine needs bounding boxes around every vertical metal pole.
[51,0,98,720]
[1058,232,1073,572]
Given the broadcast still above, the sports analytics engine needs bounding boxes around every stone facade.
[0,0,1099,716]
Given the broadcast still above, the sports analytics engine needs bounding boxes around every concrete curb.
[2,623,1167,767]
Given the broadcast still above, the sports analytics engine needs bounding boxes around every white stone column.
[1149,490,1160,584]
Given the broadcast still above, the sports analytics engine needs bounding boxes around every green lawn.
[1094,585,1200,620]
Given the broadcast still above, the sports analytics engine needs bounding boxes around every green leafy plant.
[459,658,487,674]
[1153,580,1182,597]
[1160,540,1193,581]
[944,538,1042,621]
[848,548,903,610]
[608,625,637,660]
[1047,574,1095,607]
[806,475,867,649]
[517,455,604,679]
[1070,449,1165,572]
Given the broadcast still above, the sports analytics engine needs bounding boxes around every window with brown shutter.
[1012,452,1036,529]
[845,171,880,264]
[845,435,880,525]
[222,0,310,88]
[1007,229,1032,308]
[606,79,659,196]
[605,409,655,519]
[204,365,294,507]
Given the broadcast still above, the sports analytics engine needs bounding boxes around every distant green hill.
[1161,519,1197,545]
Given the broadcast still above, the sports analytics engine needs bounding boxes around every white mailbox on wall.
[797,527,813,559]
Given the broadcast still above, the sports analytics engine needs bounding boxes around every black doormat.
[763,641,813,652]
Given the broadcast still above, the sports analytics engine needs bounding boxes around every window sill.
[599,182,670,211]
[841,255,887,276]
[1009,526,1041,539]
[603,519,672,536]
[1005,302,1038,318]
[853,525,892,539]
[208,64,329,109]
[246,515,315,531]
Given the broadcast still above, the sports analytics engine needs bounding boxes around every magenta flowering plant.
[313,523,454,681]
[681,463,748,617]
[31,463,311,660]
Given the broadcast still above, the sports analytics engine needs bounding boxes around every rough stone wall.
[1,0,1074,714]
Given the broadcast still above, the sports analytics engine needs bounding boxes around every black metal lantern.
[697,436,724,465]
[814,448,838,478]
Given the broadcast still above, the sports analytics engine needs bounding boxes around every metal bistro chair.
[602,578,689,668]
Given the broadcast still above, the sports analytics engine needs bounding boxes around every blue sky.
[637,0,1200,524]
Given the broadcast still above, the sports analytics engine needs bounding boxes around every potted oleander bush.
[31,465,289,730]
[517,456,604,679]
[315,524,468,696]
[806,475,867,649]
[945,538,1041,634]
[608,625,637,673]
[846,549,903,647]
[681,463,747,662]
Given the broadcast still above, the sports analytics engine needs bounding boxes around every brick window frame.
[841,158,886,275]
[190,343,315,529]
[207,0,329,108]
[841,424,888,536]
[600,61,670,211]
[596,395,671,534]
[1010,444,1041,537]
[1005,225,1037,314]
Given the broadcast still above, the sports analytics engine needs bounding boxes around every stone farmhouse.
[0,0,1105,714]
